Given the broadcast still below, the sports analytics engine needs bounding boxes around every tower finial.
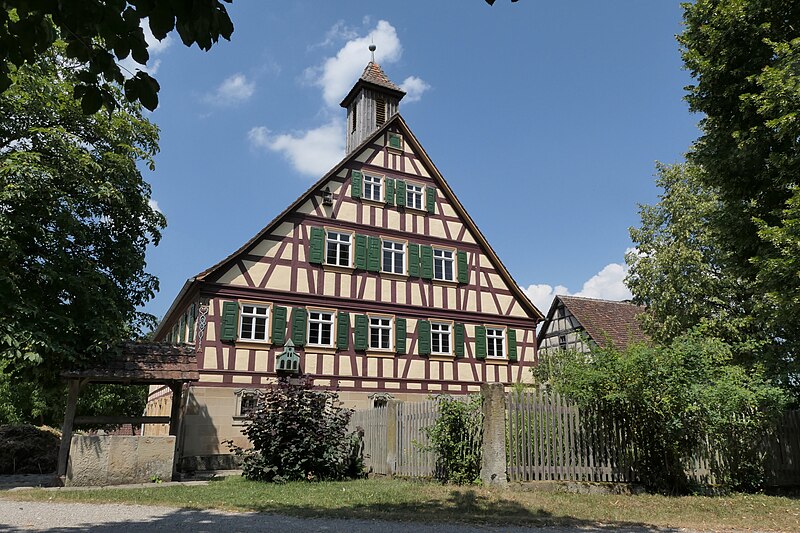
[369,43,376,63]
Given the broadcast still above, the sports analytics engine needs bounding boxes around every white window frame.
[234,388,263,420]
[433,248,455,282]
[363,174,383,202]
[325,230,352,267]
[406,183,424,210]
[307,309,335,347]
[431,322,452,356]
[486,327,506,359]
[369,315,393,351]
[239,303,270,343]
[381,239,406,275]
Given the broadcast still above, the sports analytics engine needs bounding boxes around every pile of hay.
[0,425,60,474]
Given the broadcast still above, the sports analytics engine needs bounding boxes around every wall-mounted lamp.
[322,186,334,206]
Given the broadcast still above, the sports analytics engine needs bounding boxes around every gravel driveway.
[0,500,689,532]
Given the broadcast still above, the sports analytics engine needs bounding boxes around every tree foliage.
[226,377,363,483]
[0,43,164,423]
[1,1,234,112]
[538,334,787,493]
[676,0,800,380]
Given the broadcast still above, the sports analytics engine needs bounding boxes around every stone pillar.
[480,382,508,486]
[385,400,399,475]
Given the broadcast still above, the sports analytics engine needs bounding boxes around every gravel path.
[0,500,688,532]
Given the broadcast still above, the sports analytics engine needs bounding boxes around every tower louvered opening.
[376,96,386,126]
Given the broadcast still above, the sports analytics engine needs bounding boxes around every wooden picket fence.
[506,389,800,486]
[350,399,481,478]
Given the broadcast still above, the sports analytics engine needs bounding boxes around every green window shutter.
[354,315,368,351]
[395,318,407,354]
[408,243,420,277]
[272,306,287,345]
[354,234,368,270]
[367,236,381,272]
[291,307,307,347]
[454,323,465,358]
[508,329,518,361]
[457,250,468,284]
[396,180,407,207]
[388,133,402,149]
[385,178,395,206]
[179,313,186,343]
[220,301,239,341]
[187,304,195,343]
[337,312,350,350]
[475,325,487,359]
[420,245,433,280]
[426,187,436,214]
[309,227,325,265]
[351,170,363,199]
[418,320,431,356]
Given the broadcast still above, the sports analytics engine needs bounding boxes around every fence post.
[386,400,399,475]
[480,382,508,486]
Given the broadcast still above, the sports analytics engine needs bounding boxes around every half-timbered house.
[148,60,543,466]
[536,295,648,356]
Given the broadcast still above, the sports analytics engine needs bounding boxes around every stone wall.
[66,435,175,486]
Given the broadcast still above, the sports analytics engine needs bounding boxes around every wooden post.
[57,379,82,479]
[168,383,185,479]
[480,382,508,486]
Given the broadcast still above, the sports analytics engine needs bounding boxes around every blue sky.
[136,1,699,320]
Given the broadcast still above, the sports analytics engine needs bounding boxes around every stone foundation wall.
[66,435,175,486]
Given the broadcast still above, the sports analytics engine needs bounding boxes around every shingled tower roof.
[340,61,406,108]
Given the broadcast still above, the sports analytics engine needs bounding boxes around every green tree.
[679,0,800,379]
[539,334,787,493]
[626,163,769,367]
[0,43,164,424]
[1,1,234,112]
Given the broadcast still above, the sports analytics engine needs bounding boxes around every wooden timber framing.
[57,343,199,481]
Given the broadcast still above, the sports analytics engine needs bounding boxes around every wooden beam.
[57,379,81,478]
[73,416,171,425]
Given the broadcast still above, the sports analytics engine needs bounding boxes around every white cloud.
[311,19,404,107]
[309,20,360,50]
[148,198,163,214]
[205,73,256,106]
[400,76,431,103]
[248,120,344,178]
[142,24,173,55]
[522,256,633,314]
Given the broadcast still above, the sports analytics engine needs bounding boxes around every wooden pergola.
[57,343,199,480]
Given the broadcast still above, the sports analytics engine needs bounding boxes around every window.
[363,174,382,201]
[388,132,403,150]
[406,183,423,210]
[234,389,262,418]
[239,304,269,342]
[487,327,506,359]
[326,231,351,267]
[351,102,357,132]
[433,248,455,281]
[376,96,386,125]
[382,240,405,274]
[369,316,392,350]
[558,335,567,350]
[431,322,452,355]
[308,310,334,346]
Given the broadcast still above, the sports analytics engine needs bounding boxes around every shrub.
[535,332,787,493]
[421,395,483,484]
[0,424,60,474]
[226,377,363,482]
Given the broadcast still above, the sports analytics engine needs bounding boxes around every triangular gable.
[194,113,543,320]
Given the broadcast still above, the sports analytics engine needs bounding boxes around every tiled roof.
[360,61,404,92]
[62,342,199,383]
[558,296,649,350]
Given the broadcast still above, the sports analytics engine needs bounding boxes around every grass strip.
[3,477,799,531]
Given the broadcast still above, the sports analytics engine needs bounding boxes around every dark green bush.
[226,377,363,482]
